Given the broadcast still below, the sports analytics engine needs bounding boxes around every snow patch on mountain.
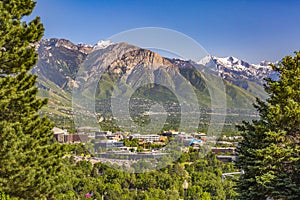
[198,55,275,83]
[93,40,114,50]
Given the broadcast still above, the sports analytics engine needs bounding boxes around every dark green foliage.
[0,1,67,199]
[57,152,237,200]
[0,190,16,200]
[236,52,300,199]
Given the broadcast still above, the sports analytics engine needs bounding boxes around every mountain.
[34,38,93,90]
[33,38,274,131]
[198,55,275,83]
[33,39,94,128]
[198,55,278,99]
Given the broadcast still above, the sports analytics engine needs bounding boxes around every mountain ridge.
[34,38,273,130]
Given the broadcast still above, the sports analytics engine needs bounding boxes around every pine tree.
[0,0,67,199]
[236,52,300,199]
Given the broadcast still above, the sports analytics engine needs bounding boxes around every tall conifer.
[236,52,300,199]
[0,1,66,199]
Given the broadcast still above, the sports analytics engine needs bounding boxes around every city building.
[95,140,124,150]
[129,134,160,143]
[53,127,88,143]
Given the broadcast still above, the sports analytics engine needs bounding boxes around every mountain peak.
[198,55,275,84]
[108,48,175,73]
[258,60,272,66]
[226,56,238,63]
[38,38,94,54]
[94,40,114,50]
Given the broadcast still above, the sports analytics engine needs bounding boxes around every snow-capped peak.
[218,56,239,65]
[197,55,275,84]
[197,55,213,65]
[198,55,271,70]
[93,40,114,50]
[258,60,272,66]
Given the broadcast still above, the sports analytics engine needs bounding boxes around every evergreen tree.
[0,0,66,199]
[236,52,300,199]
[0,190,13,200]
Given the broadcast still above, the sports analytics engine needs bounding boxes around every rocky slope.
[197,55,278,98]
[33,38,275,129]
[198,55,276,84]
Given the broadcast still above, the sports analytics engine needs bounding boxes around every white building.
[129,134,160,143]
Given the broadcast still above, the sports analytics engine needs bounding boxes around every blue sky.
[31,0,300,63]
